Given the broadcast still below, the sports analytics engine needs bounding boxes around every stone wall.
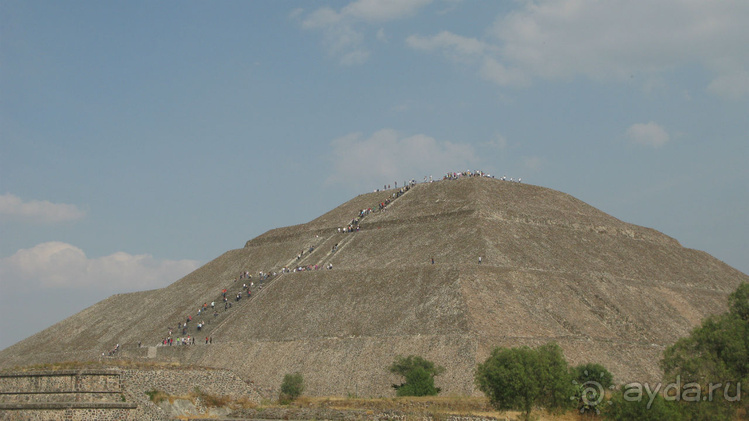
[0,407,137,421]
[0,367,261,421]
[121,367,262,402]
[0,370,137,420]
[0,370,122,393]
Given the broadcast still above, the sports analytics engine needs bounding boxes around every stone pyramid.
[1,176,746,397]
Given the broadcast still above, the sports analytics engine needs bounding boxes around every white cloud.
[407,0,749,97]
[626,122,670,148]
[301,7,343,30]
[0,242,201,291]
[327,129,478,187]
[390,101,413,113]
[437,0,463,15]
[296,0,432,65]
[405,31,529,87]
[376,28,387,42]
[707,70,749,100]
[322,24,366,58]
[484,133,508,150]
[523,156,544,171]
[406,31,492,61]
[479,57,530,87]
[0,193,86,223]
[490,0,749,83]
[288,8,304,21]
[340,50,371,66]
[342,0,432,22]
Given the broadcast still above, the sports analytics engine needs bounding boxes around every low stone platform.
[0,366,263,420]
[0,369,137,420]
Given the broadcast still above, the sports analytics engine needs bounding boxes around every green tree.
[660,282,749,420]
[729,282,749,321]
[389,355,444,396]
[603,391,682,421]
[279,372,304,403]
[475,342,575,420]
[571,362,614,414]
[574,362,614,389]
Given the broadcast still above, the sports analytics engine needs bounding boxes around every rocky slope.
[1,177,746,397]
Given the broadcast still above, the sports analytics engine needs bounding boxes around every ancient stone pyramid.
[1,176,746,396]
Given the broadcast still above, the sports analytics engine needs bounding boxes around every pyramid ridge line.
[1,175,747,398]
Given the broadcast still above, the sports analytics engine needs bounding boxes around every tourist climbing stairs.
[156,185,415,345]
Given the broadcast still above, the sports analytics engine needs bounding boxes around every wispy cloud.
[406,31,492,60]
[294,0,432,65]
[626,122,670,148]
[327,129,477,188]
[341,0,432,22]
[482,133,508,150]
[523,156,545,171]
[376,28,387,42]
[0,193,86,224]
[406,31,529,87]
[0,242,201,291]
[479,57,530,87]
[707,70,749,100]
[407,0,749,98]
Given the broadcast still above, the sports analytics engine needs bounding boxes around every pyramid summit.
[1,176,746,397]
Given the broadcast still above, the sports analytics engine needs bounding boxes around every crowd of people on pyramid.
[292,263,330,272]
[151,184,420,349]
[338,181,416,234]
[155,270,260,346]
[154,248,326,348]
[102,343,120,357]
[442,169,521,183]
[297,246,315,260]
[369,170,522,184]
[160,336,196,346]
[129,171,512,353]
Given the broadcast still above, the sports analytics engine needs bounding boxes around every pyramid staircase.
[146,185,414,347]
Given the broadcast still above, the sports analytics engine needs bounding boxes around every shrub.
[279,372,305,403]
[389,355,444,396]
[573,362,614,389]
[474,342,575,420]
[660,282,749,420]
[729,282,749,321]
[145,389,168,404]
[570,362,615,414]
[603,391,681,421]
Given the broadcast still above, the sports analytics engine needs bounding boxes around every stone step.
[0,391,125,404]
[0,402,137,410]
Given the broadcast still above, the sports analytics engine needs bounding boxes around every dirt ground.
[245,396,592,421]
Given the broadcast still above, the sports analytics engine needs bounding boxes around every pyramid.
[1,176,746,397]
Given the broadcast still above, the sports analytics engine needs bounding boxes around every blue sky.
[1,0,747,351]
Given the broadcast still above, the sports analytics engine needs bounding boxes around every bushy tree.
[571,362,614,414]
[279,372,304,403]
[389,355,444,396]
[603,391,682,421]
[573,362,614,389]
[660,282,749,420]
[729,282,749,321]
[475,342,575,420]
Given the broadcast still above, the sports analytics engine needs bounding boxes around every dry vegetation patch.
[301,396,492,414]
[276,396,586,421]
